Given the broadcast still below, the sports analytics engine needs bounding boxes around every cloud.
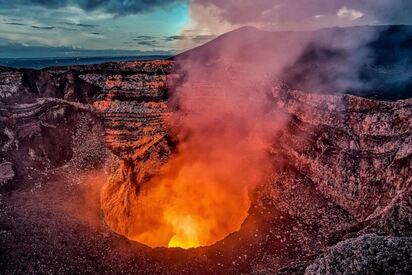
[58,27,78,31]
[128,34,216,50]
[134,35,156,40]
[62,22,97,28]
[4,0,187,16]
[164,35,186,41]
[189,0,412,31]
[31,25,55,30]
[137,41,158,47]
[337,6,364,21]
[5,22,27,26]
[163,34,215,43]
[84,32,105,39]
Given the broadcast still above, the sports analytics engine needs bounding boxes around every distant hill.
[0,55,171,69]
[174,25,412,100]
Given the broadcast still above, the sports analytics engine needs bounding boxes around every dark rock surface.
[305,234,412,274]
[0,161,14,186]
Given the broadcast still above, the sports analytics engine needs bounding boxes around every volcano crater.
[1,59,411,274]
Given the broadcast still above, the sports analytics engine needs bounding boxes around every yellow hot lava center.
[118,161,251,249]
[166,213,201,249]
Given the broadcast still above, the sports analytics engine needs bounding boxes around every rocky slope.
[0,59,411,274]
[174,25,412,100]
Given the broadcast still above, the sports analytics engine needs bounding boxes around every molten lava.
[123,158,251,249]
[101,56,282,250]
[100,104,277,249]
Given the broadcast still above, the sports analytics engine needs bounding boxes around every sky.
[0,0,411,58]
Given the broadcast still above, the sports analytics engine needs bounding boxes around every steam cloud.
[165,1,412,207]
[167,28,301,198]
[180,0,412,98]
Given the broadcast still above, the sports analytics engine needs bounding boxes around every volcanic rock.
[0,161,14,186]
[305,234,412,274]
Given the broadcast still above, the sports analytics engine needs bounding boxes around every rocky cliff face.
[0,60,411,274]
[0,61,171,185]
[271,88,411,220]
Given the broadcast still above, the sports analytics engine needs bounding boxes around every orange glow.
[121,157,251,249]
[100,59,284,250]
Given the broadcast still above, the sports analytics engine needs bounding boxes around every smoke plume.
[103,1,412,248]
[183,1,412,99]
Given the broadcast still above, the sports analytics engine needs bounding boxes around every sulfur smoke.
[101,1,412,248]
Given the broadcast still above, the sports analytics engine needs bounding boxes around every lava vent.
[101,156,251,249]
[100,59,283,250]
